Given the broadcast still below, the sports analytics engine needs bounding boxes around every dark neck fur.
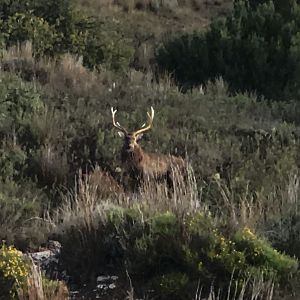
[121,144,144,165]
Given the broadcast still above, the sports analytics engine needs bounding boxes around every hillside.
[0,0,299,299]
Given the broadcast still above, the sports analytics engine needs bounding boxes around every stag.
[111,106,186,189]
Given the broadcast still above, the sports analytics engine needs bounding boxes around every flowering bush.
[234,227,298,282]
[59,208,299,298]
[0,244,29,299]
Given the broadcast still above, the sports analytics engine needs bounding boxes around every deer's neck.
[122,144,144,166]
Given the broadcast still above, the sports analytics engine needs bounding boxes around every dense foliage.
[156,0,300,100]
[58,208,297,298]
[0,244,28,299]
[0,0,134,71]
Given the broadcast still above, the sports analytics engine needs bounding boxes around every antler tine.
[111,107,128,134]
[134,106,155,136]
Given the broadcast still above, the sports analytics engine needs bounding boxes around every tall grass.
[47,164,299,298]
[211,170,300,235]
[53,162,200,232]
[17,259,69,300]
[195,271,275,300]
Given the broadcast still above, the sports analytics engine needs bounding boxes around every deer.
[111,106,186,190]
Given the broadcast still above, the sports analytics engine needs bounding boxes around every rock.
[69,273,121,299]
[92,274,120,297]
[97,275,111,282]
[109,283,116,289]
[24,240,65,280]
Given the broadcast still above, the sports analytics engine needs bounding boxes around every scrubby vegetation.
[0,244,69,299]
[157,0,300,100]
[0,244,29,298]
[0,0,300,298]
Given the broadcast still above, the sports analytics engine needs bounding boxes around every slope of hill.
[0,0,299,299]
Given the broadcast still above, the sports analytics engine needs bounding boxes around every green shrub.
[0,0,74,27]
[0,145,26,180]
[0,179,47,249]
[0,0,134,70]
[0,0,89,57]
[265,214,300,260]
[152,272,189,300]
[79,21,134,72]
[0,73,45,180]
[234,227,298,282]
[57,207,298,298]
[156,0,300,100]
[18,67,297,213]
[0,73,44,133]
[3,13,59,57]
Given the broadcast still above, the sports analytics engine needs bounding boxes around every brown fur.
[111,107,186,190]
[122,141,185,179]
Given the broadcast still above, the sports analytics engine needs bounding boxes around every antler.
[134,106,155,136]
[111,107,128,134]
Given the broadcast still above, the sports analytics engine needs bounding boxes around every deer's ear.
[136,133,144,141]
[118,131,125,138]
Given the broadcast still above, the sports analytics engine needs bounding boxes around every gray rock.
[96,275,111,282]
[24,240,64,280]
[109,283,116,289]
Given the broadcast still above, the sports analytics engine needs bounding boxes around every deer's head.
[111,106,155,153]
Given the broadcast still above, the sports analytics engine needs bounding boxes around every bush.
[234,227,298,282]
[0,244,29,299]
[0,0,134,70]
[79,21,134,72]
[57,206,298,298]
[3,13,59,58]
[152,272,189,300]
[156,0,300,100]
[0,73,45,180]
[0,0,74,27]
[266,213,300,260]
[0,0,75,56]
[0,179,48,249]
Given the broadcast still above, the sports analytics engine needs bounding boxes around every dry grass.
[1,42,111,98]
[49,162,205,240]
[52,155,300,242]
[1,41,34,62]
[126,269,275,300]
[77,0,228,40]
[211,170,300,236]
[137,163,200,213]
[195,271,275,300]
[84,165,125,198]
[45,54,105,96]
[18,259,69,300]
[38,143,69,183]
[78,0,232,16]
[46,164,300,299]
[1,42,49,83]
